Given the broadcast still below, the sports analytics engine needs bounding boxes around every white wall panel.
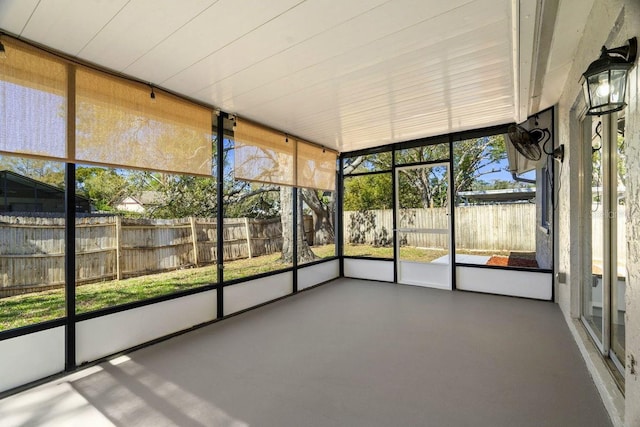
[344,258,394,282]
[0,327,64,393]
[398,261,450,290]
[224,272,293,316]
[76,290,216,364]
[298,260,339,290]
[456,266,552,300]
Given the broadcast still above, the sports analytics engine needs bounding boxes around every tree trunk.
[301,189,335,245]
[280,187,317,263]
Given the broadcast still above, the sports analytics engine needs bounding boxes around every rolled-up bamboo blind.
[296,139,336,191]
[234,118,295,187]
[75,67,212,176]
[0,38,68,160]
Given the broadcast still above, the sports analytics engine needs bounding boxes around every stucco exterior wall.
[623,3,640,422]
[556,1,640,425]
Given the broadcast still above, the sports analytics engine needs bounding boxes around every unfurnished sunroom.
[0,1,639,426]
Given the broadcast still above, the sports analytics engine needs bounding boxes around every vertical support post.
[216,113,225,319]
[115,215,122,280]
[65,163,76,371]
[190,216,200,266]
[292,188,298,293]
[244,217,253,259]
[391,148,398,283]
[448,135,456,291]
[292,136,298,293]
[337,157,344,277]
[65,64,76,372]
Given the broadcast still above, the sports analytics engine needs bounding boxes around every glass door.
[395,163,451,289]
[583,117,604,347]
[610,113,626,373]
[581,112,626,383]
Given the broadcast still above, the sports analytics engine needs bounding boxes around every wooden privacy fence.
[0,215,282,297]
[344,204,536,251]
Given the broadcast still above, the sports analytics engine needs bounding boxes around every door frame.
[579,112,626,382]
[394,162,453,290]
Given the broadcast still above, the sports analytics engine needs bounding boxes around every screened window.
[0,154,66,331]
[343,152,391,174]
[453,134,544,269]
[395,142,449,165]
[342,173,393,258]
[224,137,292,280]
[74,165,218,314]
[299,189,337,264]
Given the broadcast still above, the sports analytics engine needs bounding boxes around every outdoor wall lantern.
[582,37,637,116]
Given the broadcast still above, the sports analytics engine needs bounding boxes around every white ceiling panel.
[0,0,39,35]
[191,0,476,102]
[215,0,509,110]
[162,0,390,94]
[241,50,510,131]
[124,0,304,84]
[20,0,129,55]
[77,0,217,71]
[0,0,594,153]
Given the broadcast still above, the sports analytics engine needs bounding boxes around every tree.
[76,167,135,211]
[0,155,65,188]
[452,136,506,194]
[342,136,508,210]
[301,189,335,245]
[149,174,217,218]
[280,188,317,263]
[343,173,392,210]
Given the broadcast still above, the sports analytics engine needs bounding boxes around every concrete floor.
[0,278,612,426]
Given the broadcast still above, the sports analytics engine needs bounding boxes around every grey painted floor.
[1,278,612,426]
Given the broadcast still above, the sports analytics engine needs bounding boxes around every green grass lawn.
[0,244,337,331]
[0,244,526,331]
[344,244,447,261]
[343,244,394,258]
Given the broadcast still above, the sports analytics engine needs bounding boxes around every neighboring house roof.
[115,191,163,212]
[138,191,163,205]
[0,170,91,204]
[457,188,535,204]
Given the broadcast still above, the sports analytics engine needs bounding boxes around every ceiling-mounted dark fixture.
[582,37,637,116]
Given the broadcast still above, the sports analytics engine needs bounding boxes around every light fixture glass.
[582,37,637,116]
